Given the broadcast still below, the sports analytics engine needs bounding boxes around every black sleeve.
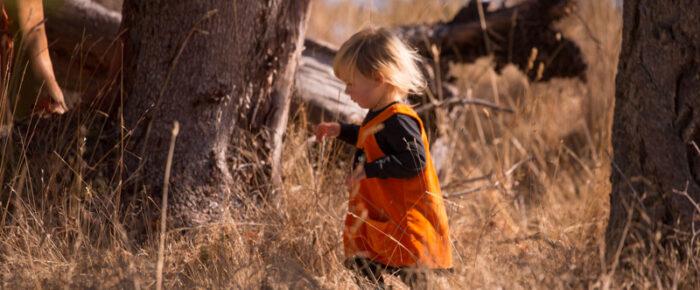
[363,114,427,179]
[337,122,360,145]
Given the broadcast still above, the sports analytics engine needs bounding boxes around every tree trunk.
[119,0,309,227]
[606,0,700,261]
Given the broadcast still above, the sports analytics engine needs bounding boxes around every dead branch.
[441,171,494,190]
[414,97,514,115]
[443,185,498,199]
[504,156,534,176]
[495,232,561,249]
[395,0,586,81]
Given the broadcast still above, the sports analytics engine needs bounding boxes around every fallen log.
[294,38,365,124]
[396,0,586,81]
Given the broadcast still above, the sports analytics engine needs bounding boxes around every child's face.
[343,73,386,110]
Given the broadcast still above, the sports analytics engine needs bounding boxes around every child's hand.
[345,166,367,187]
[314,122,341,142]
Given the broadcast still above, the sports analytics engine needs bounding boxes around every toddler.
[315,27,452,289]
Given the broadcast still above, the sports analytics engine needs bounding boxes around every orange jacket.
[343,103,452,269]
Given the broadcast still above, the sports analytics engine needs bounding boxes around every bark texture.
[606,0,700,260]
[119,0,309,227]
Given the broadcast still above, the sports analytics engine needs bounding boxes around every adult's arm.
[16,0,66,113]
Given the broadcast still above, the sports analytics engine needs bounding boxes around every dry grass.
[2,0,697,289]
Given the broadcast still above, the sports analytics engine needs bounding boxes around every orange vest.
[343,103,453,269]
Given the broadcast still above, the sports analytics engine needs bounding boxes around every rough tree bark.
[119,1,310,227]
[606,0,700,261]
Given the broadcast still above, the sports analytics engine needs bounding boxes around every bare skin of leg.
[15,0,67,114]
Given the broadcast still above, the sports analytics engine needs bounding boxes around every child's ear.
[372,72,385,85]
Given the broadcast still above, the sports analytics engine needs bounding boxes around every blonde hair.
[333,27,426,96]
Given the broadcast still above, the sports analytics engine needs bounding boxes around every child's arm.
[364,115,427,179]
[337,123,360,145]
[314,122,360,145]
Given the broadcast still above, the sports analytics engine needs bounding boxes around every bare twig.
[442,171,493,190]
[314,138,326,201]
[443,185,498,199]
[476,0,492,54]
[672,182,700,215]
[606,150,647,278]
[504,156,534,176]
[507,9,518,63]
[156,121,179,290]
[562,144,594,177]
[606,150,649,216]
[414,97,514,115]
[495,232,561,249]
